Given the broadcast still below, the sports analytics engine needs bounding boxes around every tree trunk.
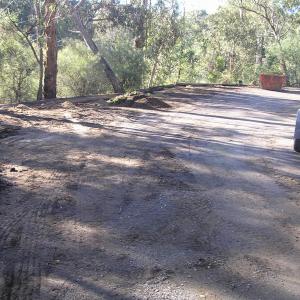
[143,0,149,48]
[37,49,44,100]
[255,36,264,66]
[148,50,161,88]
[277,39,289,86]
[35,0,44,101]
[67,1,124,93]
[136,0,148,48]
[44,0,58,99]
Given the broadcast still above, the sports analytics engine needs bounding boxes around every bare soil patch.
[0,86,299,300]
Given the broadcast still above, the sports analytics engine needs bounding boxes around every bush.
[0,36,37,103]
[95,29,146,91]
[58,40,110,97]
[269,33,300,86]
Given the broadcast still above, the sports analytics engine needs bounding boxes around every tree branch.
[7,16,41,64]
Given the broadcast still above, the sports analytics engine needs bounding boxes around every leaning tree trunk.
[67,1,124,93]
[44,0,58,99]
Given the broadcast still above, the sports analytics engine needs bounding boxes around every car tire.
[294,139,300,153]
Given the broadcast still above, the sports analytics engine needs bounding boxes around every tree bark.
[136,0,148,48]
[276,39,289,85]
[37,48,44,100]
[44,0,58,99]
[148,48,161,88]
[66,0,124,93]
[35,0,44,101]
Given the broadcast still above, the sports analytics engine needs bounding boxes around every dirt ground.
[0,86,299,300]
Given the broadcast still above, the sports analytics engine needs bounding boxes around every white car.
[294,109,300,152]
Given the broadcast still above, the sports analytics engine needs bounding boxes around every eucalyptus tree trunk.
[44,0,58,99]
[277,39,289,85]
[255,36,264,66]
[66,0,124,93]
[148,50,161,88]
[34,0,44,100]
[136,0,148,48]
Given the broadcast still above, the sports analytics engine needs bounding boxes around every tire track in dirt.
[0,211,28,249]
[0,165,72,300]
[1,205,47,299]
[39,150,88,299]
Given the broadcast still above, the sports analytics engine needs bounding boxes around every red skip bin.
[259,73,286,91]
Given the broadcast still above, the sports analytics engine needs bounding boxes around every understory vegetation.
[0,0,300,103]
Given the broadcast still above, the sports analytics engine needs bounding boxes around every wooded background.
[0,0,299,103]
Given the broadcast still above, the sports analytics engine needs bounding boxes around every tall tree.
[65,0,124,93]
[236,0,292,83]
[34,0,44,100]
[2,0,45,100]
[146,0,180,87]
[44,0,58,99]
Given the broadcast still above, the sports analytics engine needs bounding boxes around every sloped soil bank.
[0,176,11,192]
[0,124,20,139]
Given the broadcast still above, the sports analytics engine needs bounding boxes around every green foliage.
[0,24,37,103]
[269,32,300,85]
[58,40,109,97]
[1,0,300,103]
[95,29,146,91]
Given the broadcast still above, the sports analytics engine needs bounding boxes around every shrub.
[58,40,110,97]
[0,36,37,103]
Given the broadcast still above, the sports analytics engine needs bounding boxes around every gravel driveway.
[0,86,299,299]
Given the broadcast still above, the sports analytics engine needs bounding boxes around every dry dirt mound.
[132,96,171,109]
[15,104,30,110]
[108,91,171,110]
[61,101,77,109]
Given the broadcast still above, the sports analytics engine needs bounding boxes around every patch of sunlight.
[71,123,90,136]
[46,276,67,287]
[281,275,300,291]
[83,153,143,168]
[100,154,143,168]
[134,279,222,299]
[59,220,110,239]
[1,162,61,188]
[64,112,90,136]
[274,255,300,272]
[16,135,58,144]
[44,275,99,296]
